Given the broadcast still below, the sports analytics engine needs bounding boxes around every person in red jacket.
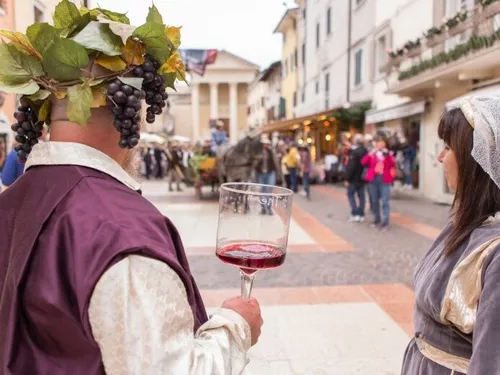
[361,136,396,230]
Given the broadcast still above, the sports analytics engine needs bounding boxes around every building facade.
[275,8,299,120]
[160,50,259,143]
[247,61,282,129]
[368,0,500,203]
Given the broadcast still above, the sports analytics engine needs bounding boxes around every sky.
[90,0,293,69]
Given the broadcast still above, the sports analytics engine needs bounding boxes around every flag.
[179,49,218,76]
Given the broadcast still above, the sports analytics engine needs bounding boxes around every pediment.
[207,50,260,71]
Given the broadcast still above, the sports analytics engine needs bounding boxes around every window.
[316,22,320,48]
[293,18,297,30]
[302,43,306,65]
[293,92,297,107]
[376,36,387,72]
[301,90,305,103]
[326,7,331,35]
[283,59,288,77]
[325,73,330,93]
[302,8,306,21]
[261,97,265,107]
[294,48,298,69]
[354,49,363,86]
[315,80,319,94]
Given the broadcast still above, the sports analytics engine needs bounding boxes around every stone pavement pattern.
[142,180,450,375]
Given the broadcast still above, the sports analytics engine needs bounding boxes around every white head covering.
[460,95,500,188]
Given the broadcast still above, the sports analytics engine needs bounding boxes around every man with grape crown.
[0,1,262,374]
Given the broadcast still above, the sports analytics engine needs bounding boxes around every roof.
[260,61,281,81]
[273,8,299,34]
[219,49,260,70]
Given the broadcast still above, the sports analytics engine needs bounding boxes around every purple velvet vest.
[0,165,208,374]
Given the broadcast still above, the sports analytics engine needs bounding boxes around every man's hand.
[222,297,263,346]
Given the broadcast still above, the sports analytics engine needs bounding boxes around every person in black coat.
[345,134,368,222]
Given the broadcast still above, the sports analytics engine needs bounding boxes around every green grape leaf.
[96,8,130,24]
[132,22,171,63]
[42,39,89,81]
[67,82,92,126]
[72,21,123,55]
[146,5,163,25]
[53,0,81,30]
[37,99,52,122]
[118,77,143,90]
[0,79,39,95]
[26,23,60,55]
[97,16,136,45]
[162,72,177,91]
[0,44,44,83]
[27,89,52,101]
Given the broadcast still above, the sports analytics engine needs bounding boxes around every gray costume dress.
[401,217,500,374]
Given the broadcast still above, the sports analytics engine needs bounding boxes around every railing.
[384,0,500,81]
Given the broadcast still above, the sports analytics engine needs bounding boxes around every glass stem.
[240,270,256,300]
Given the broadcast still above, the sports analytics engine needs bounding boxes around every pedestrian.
[361,136,396,230]
[166,142,183,192]
[0,143,25,189]
[281,146,291,189]
[345,134,367,222]
[402,97,500,374]
[299,145,312,199]
[284,143,300,192]
[0,3,263,374]
[255,138,281,214]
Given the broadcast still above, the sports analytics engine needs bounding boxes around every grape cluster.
[11,105,43,163]
[132,55,168,124]
[106,79,144,149]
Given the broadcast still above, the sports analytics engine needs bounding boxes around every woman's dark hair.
[438,107,500,255]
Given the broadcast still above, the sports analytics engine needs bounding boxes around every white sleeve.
[88,255,251,375]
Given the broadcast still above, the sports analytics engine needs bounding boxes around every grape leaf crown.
[0,0,185,126]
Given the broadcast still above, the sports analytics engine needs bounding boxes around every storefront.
[365,100,426,190]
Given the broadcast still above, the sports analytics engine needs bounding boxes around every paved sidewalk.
[140,180,447,375]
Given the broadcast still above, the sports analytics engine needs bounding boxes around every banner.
[179,49,218,76]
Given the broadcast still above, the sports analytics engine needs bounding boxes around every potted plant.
[424,26,445,47]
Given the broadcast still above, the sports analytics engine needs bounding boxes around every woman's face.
[438,143,458,192]
[376,140,386,149]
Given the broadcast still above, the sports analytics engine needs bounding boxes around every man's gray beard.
[122,147,141,180]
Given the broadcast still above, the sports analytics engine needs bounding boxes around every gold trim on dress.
[416,337,469,373]
[440,237,500,334]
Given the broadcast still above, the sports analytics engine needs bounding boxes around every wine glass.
[216,182,293,300]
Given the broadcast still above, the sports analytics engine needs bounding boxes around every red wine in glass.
[216,242,286,275]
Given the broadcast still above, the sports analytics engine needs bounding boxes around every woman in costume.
[401,96,500,374]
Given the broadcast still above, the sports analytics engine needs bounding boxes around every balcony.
[386,1,500,97]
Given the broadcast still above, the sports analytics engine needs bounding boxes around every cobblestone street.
[142,181,450,375]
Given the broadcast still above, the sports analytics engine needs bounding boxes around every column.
[229,82,238,144]
[209,83,219,120]
[191,83,200,141]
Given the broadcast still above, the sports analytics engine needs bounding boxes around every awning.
[445,83,500,109]
[260,109,336,134]
[365,100,426,124]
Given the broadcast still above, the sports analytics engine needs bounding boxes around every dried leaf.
[165,26,181,49]
[67,82,92,126]
[91,85,107,108]
[54,89,67,99]
[42,38,89,81]
[95,55,127,72]
[72,21,123,55]
[0,30,42,59]
[121,38,145,65]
